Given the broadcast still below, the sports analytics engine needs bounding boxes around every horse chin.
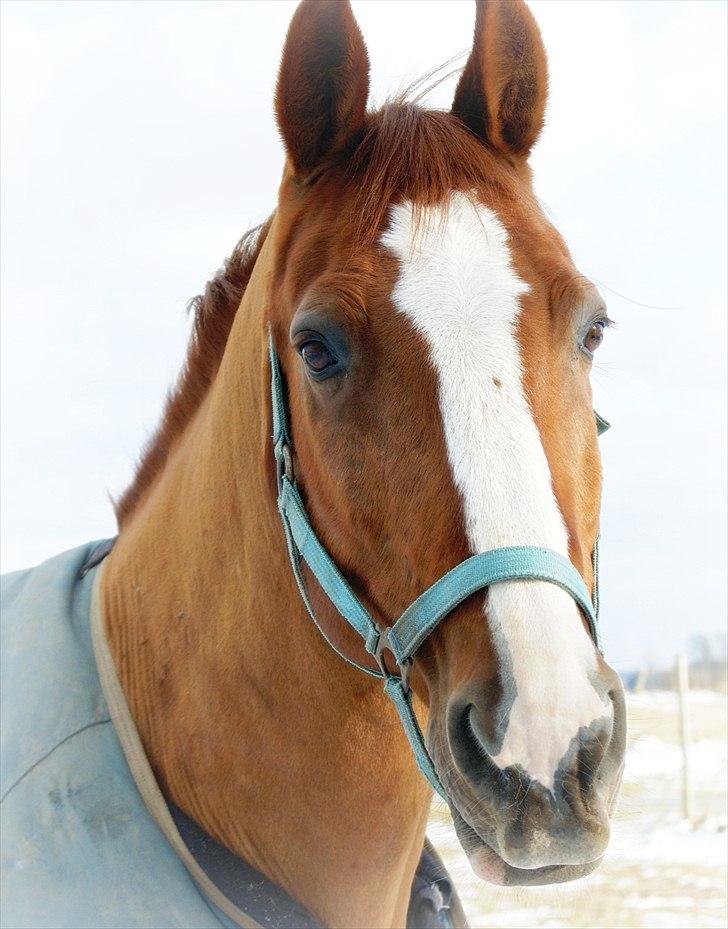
[449,807,603,888]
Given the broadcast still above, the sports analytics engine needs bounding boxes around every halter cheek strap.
[270,333,606,797]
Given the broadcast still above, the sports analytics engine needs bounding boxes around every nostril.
[467,703,501,758]
[563,711,614,806]
[576,732,605,796]
[448,703,483,774]
[447,676,504,750]
[447,700,506,788]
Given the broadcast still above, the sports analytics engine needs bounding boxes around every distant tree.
[686,634,727,691]
[688,635,712,665]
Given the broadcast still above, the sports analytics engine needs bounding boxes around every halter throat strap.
[269,333,603,797]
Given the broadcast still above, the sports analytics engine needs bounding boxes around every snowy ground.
[427,691,728,929]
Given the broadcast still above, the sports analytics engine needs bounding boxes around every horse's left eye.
[300,340,336,374]
[582,320,606,355]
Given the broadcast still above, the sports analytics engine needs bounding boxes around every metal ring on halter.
[373,626,413,692]
[276,443,294,493]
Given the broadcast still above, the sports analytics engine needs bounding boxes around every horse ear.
[275,0,370,179]
[451,0,548,158]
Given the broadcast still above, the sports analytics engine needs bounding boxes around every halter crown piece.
[269,333,608,797]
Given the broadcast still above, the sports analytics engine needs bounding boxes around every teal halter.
[269,333,608,797]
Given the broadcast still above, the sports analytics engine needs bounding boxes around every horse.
[1,1,626,927]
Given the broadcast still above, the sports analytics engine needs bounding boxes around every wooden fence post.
[634,662,649,693]
[676,652,693,823]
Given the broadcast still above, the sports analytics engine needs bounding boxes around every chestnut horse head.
[268,0,625,883]
[107,0,626,918]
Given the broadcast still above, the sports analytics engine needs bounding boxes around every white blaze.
[381,193,608,791]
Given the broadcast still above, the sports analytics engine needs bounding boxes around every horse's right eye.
[300,340,337,375]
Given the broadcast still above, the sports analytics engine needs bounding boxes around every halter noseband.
[269,333,607,797]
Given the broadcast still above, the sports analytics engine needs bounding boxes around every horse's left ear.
[452,0,548,158]
[275,0,370,180]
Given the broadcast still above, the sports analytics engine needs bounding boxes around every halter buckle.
[374,627,412,692]
[276,442,294,493]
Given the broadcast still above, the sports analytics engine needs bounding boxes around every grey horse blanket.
[1,543,466,929]
[1,543,261,929]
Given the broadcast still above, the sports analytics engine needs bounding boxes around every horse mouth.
[449,806,603,887]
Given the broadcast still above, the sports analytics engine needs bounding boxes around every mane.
[115,219,271,525]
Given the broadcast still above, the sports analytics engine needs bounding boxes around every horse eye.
[300,339,336,374]
[582,320,606,355]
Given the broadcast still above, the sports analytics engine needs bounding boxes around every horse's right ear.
[275,0,370,180]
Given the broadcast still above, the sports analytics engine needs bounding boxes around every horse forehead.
[379,193,531,355]
[377,193,594,405]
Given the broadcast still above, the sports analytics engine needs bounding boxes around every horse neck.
[100,222,432,929]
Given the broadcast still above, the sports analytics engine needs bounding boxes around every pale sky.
[1,0,726,672]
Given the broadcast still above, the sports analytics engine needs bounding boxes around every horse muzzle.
[434,664,626,881]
